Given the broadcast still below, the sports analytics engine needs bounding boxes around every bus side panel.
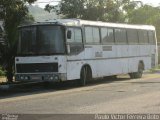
[128,45,139,57]
[116,45,129,57]
[66,61,83,80]
[102,45,117,58]
[66,49,85,80]
[128,57,138,73]
[139,45,151,56]
[95,59,128,77]
[143,57,151,70]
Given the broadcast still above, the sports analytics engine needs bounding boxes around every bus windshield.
[18,25,65,55]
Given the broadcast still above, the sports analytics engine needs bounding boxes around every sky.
[34,0,160,8]
[140,0,160,6]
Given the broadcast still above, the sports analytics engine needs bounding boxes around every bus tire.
[129,63,144,79]
[134,63,144,78]
[79,66,92,86]
[129,73,135,79]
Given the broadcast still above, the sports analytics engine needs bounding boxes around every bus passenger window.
[74,28,82,43]
[138,30,149,44]
[115,28,127,44]
[101,28,114,44]
[93,27,100,43]
[127,29,138,44]
[107,29,114,43]
[143,31,149,43]
[148,31,155,44]
[85,26,100,43]
[85,27,93,43]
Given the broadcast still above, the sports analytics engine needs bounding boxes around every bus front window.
[18,25,65,55]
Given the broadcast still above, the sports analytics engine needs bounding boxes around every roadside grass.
[0,66,5,76]
[149,65,160,73]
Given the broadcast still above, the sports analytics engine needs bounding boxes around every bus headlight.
[20,76,24,80]
[49,76,54,80]
[44,74,60,81]
[19,75,30,80]
[24,76,30,80]
[54,75,59,81]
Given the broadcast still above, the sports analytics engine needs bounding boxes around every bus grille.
[16,63,58,73]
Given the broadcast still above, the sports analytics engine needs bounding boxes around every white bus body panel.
[66,44,155,80]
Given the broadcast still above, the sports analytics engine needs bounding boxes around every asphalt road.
[0,73,160,114]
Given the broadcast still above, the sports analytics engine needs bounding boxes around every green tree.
[45,0,129,22]
[0,0,36,82]
[128,5,160,42]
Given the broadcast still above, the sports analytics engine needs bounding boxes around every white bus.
[15,19,158,85]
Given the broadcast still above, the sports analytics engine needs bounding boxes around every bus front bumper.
[15,73,67,82]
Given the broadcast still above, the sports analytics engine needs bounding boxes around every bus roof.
[20,19,155,30]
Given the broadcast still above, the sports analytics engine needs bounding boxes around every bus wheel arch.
[79,64,92,86]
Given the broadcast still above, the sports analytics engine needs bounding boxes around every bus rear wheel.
[129,63,144,79]
[79,66,92,86]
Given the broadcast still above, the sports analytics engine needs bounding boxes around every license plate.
[31,76,41,80]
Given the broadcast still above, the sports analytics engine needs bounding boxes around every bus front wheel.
[79,66,92,86]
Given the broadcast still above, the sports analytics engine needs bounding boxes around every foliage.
[128,5,160,42]
[0,0,36,82]
[0,66,5,76]
[45,0,133,22]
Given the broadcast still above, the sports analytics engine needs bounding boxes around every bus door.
[66,27,84,80]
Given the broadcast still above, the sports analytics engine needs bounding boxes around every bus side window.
[127,29,138,44]
[138,30,149,44]
[74,28,82,43]
[143,30,149,43]
[67,28,82,43]
[85,26,100,43]
[85,27,93,43]
[148,31,155,45]
[101,27,114,44]
[115,28,127,44]
[66,27,83,55]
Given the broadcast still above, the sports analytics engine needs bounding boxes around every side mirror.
[67,30,72,39]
